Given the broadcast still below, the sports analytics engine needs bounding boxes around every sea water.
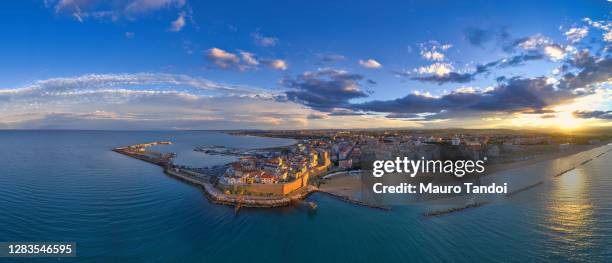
[0,131,610,262]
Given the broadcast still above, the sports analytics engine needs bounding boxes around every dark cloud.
[285,50,608,121]
[497,53,545,67]
[328,111,368,116]
[385,112,448,121]
[558,51,612,90]
[411,72,476,85]
[539,114,557,119]
[521,109,557,114]
[281,69,369,111]
[385,113,423,119]
[353,76,578,114]
[463,26,511,48]
[408,53,544,85]
[573,110,612,120]
[470,77,573,111]
[307,113,328,119]
[354,91,476,114]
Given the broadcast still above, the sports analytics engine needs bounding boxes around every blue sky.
[0,0,610,129]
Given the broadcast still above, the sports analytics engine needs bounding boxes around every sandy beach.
[319,143,610,200]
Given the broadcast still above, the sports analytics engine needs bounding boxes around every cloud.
[421,50,445,61]
[0,73,327,129]
[353,77,579,115]
[252,32,278,47]
[262,59,288,71]
[417,63,453,76]
[463,27,491,47]
[564,27,589,43]
[419,41,452,61]
[385,112,447,121]
[543,44,566,61]
[124,0,186,14]
[0,73,274,99]
[205,48,286,71]
[573,110,612,119]
[239,51,259,66]
[515,34,552,50]
[583,18,612,42]
[307,113,329,120]
[281,69,369,111]
[356,48,610,118]
[365,48,611,118]
[125,32,135,38]
[317,53,346,63]
[495,53,545,67]
[557,50,612,91]
[463,26,511,48]
[50,0,187,22]
[403,53,544,85]
[169,12,186,31]
[206,48,241,69]
[411,72,475,85]
[358,59,382,69]
[521,109,557,114]
[502,34,574,62]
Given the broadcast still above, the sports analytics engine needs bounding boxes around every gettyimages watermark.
[355,146,521,206]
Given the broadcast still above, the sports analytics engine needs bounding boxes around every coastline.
[113,139,389,210]
[484,142,607,175]
[112,136,610,212]
[163,168,316,208]
[319,142,611,212]
[113,143,318,209]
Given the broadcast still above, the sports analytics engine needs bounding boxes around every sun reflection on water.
[545,167,594,258]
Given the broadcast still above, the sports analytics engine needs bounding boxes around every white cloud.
[251,32,278,47]
[605,31,612,42]
[206,48,240,69]
[544,45,566,61]
[262,59,288,70]
[124,0,186,15]
[239,51,259,66]
[419,42,451,61]
[206,48,286,71]
[169,12,186,32]
[358,59,382,69]
[0,73,271,99]
[51,0,187,22]
[417,63,453,76]
[564,27,588,43]
[421,50,445,61]
[583,17,612,42]
[582,18,611,31]
[518,34,551,50]
[0,73,320,129]
[454,87,477,94]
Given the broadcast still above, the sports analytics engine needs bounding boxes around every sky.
[0,0,610,130]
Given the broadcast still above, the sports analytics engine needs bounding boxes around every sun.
[509,111,586,130]
[556,112,582,130]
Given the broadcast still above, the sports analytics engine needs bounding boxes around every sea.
[0,130,610,262]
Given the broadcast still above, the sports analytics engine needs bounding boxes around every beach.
[319,142,611,202]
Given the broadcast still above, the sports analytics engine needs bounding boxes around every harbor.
[113,141,320,209]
